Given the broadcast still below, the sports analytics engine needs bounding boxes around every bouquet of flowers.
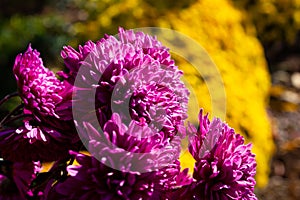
[0,28,257,199]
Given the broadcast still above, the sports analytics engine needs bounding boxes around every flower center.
[129,83,183,136]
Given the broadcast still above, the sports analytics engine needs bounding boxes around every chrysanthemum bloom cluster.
[45,28,191,199]
[0,27,257,199]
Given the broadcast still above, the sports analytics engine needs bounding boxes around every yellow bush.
[163,0,274,187]
[233,0,300,44]
[67,0,274,187]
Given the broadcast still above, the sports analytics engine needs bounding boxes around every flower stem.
[0,114,32,129]
[0,92,18,107]
[0,103,23,123]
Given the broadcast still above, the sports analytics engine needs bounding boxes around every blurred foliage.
[0,0,72,98]
[233,0,300,43]
[232,0,300,65]
[0,0,283,187]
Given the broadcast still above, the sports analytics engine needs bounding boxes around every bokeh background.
[1,0,300,199]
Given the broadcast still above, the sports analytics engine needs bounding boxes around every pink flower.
[63,27,189,140]
[45,152,190,200]
[13,45,73,121]
[0,45,81,162]
[181,109,257,200]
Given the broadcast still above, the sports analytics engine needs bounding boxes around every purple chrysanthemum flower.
[58,41,96,83]
[47,28,191,199]
[0,161,40,200]
[0,45,81,162]
[44,151,190,200]
[62,27,189,139]
[0,121,79,162]
[42,112,191,199]
[85,113,182,173]
[178,109,257,200]
[13,45,73,121]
